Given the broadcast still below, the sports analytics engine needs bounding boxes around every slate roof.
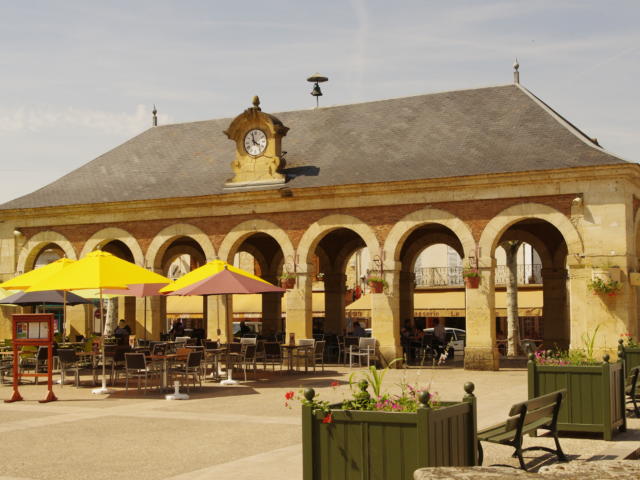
[0,84,629,210]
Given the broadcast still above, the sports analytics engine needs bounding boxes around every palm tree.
[502,241,522,357]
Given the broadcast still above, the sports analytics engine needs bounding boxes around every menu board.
[16,322,28,339]
[15,321,49,339]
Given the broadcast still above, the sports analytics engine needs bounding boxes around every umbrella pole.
[63,291,67,340]
[92,290,112,394]
[144,296,147,341]
[220,294,238,386]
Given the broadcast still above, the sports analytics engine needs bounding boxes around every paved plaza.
[0,364,638,480]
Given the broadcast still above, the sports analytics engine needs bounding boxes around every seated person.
[169,320,185,340]
[352,321,366,337]
[114,319,132,346]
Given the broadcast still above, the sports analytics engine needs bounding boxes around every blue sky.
[0,0,638,203]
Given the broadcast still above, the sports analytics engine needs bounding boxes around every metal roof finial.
[152,105,158,127]
[252,96,261,110]
[513,58,520,84]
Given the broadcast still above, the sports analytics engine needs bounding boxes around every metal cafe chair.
[170,350,203,391]
[262,342,283,371]
[124,353,158,393]
[349,337,379,368]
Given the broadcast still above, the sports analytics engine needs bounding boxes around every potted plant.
[366,276,387,293]
[589,266,622,297]
[294,367,478,479]
[527,326,626,440]
[279,272,296,289]
[462,265,480,289]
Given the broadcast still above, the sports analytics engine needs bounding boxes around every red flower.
[330,381,339,388]
[322,413,333,424]
[285,391,295,400]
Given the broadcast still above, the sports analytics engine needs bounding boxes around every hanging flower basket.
[367,277,386,293]
[462,268,480,289]
[464,276,480,289]
[280,275,296,289]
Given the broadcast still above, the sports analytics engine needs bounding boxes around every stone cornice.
[1,163,638,227]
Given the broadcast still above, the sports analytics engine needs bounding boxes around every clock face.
[244,129,268,156]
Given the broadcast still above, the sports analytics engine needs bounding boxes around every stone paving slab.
[0,365,638,479]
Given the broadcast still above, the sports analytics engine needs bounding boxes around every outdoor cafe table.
[148,353,178,390]
[280,344,314,373]
[205,348,226,381]
[75,351,100,385]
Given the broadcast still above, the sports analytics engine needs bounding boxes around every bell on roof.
[307,73,328,108]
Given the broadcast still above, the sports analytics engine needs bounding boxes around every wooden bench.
[478,389,567,471]
[626,366,640,417]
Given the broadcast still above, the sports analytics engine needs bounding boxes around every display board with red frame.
[5,314,57,403]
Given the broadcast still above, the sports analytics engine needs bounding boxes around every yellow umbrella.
[0,257,76,290]
[0,258,78,339]
[26,251,169,292]
[26,250,170,394]
[160,259,271,293]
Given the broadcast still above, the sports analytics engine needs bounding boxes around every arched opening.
[493,219,569,355]
[95,240,138,335]
[26,243,67,333]
[33,243,65,269]
[229,232,285,339]
[312,228,369,337]
[160,237,207,337]
[102,240,134,263]
[396,224,467,363]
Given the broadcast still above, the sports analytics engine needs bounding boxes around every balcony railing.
[414,264,542,288]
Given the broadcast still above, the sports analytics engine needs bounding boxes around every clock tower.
[223,96,289,188]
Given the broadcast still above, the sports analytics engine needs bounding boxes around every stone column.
[134,297,153,341]
[146,295,165,340]
[206,295,233,343]
[262,274,283,337]
[541,268,569,349]
[398,270,415,325]
[464,257,499,370]
[370,266,402,366]
[323,272,347,335]
[285,271,313,341]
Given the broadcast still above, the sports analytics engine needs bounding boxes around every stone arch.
[497,229,553,267]
[479,203,583,258]
[296,214,381,273]
[80,227,144,265]
[146,223,216,270]
[401,232,466,272]
[383,208,476,270]
[16,231,77,273]
[218,219,295,265]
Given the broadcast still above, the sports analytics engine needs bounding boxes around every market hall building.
[1,75,638,370]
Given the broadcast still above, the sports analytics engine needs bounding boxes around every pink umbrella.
[103,283,168,340]
[168,267,283,385]
[169,268,285,296]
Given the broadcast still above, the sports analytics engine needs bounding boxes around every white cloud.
[0,104,171,135]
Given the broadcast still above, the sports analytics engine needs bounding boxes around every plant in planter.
[462,265,480,288]
[279,272,296,289]
[587,277,622,297]
[294,366,478,480]
[366,276,387,293]
[528,328,626,441]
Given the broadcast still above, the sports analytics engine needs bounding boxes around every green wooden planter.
[302,383,478,480]
[618,340,640,378]
[527,354,626,441]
